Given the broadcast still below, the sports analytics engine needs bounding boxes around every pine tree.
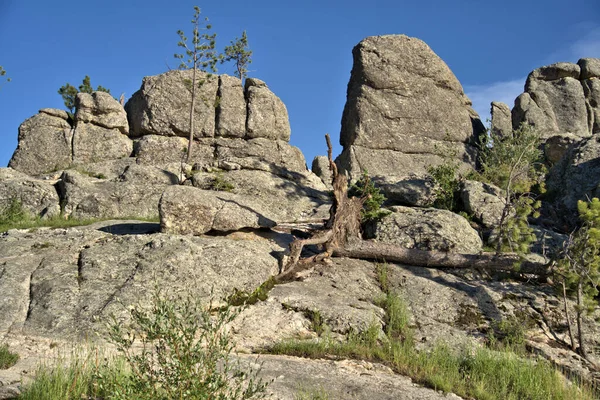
[222,30,252,81]
[174,6,220,163]
[555,198,600,360]
[476,124,545,255]
[58,76,111,117]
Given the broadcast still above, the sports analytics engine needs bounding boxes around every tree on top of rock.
[58,75,111,117]
[174,5,220,163]
[222,30,252,81]
[0,66,10,90]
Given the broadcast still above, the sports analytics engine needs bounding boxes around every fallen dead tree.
[277,134,550,282]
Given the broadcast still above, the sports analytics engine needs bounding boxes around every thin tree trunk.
[576,280,588,359]
[186,67,197,164]
[333,241,548,275]
[562,279,576,351]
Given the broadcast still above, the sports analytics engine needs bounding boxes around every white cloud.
[569,27,600,59]
[464,79,525,124]
[547,25,600,63]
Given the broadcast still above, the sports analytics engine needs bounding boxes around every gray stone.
[8,112,72,176]
[159,185,277,235]
[0,168,61,219]
[512,62,591,141]
[126,70,218,138]
[527,62,581,82]
[578,58,600,80]
[544,133,580,164]
[72,123,133,164]
[216,75,246,138]
[191,169,330,224]
[75,91,129,134]
[39,108,69,120]
[311,156,332,188]
[56,169,169,219]
[255,354,464,400]
[336,143,475,181]
[460,180,505,229]
[245,78,291,141]
[214,137,307,176]
[490,101,512,139]
[546,135,600,230]
[373,175,436,207]
[0,224,280,338]
[133,135,190,165]
[338,35,483,180]
[582,78,600,134]
[368,206,482,253]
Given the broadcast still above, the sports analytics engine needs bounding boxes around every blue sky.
[1,0,599,169]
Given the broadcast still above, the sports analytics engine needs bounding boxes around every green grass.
[265,287,596,400]
[0,198,159,233]
[295,386,331,400]
[0,344,19,369]
[18,350,130,400]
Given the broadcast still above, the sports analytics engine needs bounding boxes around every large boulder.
[367,206,482,253]
[126,70,219,138]
[460,180,505,229]
[190,169,330,224]
[337,35,484,181]
[159,185,277,235]
[245,78,291,141]
[75,92,128,134]
[512,59,600,143]
[546,135,600,230]
[8,109,73,175]
[72,123,133,165]
[490,101,512,139]
[56,166,175,219]
[0,168,61,219]
[72,92,133,164]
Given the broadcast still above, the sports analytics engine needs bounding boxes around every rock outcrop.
[0,168,61,219]
[490,101,512,139]
[72,92,132,164]
[511,59,600,163]
[367,206,483,253]
[546,135,600,229]
[8,109,73,175]
[337,35,485,182]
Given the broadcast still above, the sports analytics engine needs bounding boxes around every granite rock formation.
[336,35,485,183]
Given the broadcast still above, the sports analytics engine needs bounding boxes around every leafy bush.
[103,288,268,399]
[0,344,19,369]
[427,160,461,211]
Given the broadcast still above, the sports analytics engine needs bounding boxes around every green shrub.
[0,344,19,369]
[103,288,268,399]
[209,172,235,192]
[428,160,461,211]
[349,171,390,222]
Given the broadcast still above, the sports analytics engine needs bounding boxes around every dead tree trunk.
[277,134,549,282]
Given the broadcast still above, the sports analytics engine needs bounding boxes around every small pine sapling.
[476,124,545,255]
[555,198,600,361]
[222,30,252,81]
[175,6,220,163]
[58,75,111,117]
